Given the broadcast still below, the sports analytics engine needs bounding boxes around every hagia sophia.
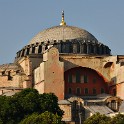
[0,11,124,123]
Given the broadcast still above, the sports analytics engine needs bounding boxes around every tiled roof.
[58,100,71,105]
[86,105,114,115]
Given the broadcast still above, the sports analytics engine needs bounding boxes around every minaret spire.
[60,10,66,26]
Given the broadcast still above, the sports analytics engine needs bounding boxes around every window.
[8,71,12,80]
[93,88,96,95]
[32,47,35,53]
[68,88,72,94]
[38,45,42,53]
[76,71,80,83]
[81,75,88,83]
[68,74,72,83]
[72,74,76,83]
[21,49,25,57]
[26,48,30,55]
[76,88,81,94]
[84,88,88,95]
[81,75,84,83]
[84,75,88,83]
[101,88,105,94]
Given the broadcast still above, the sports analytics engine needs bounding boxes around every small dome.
[29,25,98,44]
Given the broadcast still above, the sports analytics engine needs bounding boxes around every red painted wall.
[64,67,109,96]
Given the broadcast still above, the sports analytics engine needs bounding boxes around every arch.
[104,62,113,68]
[105,96,122,111]
[64,67,109,96]
[68,96,84,103]
[65,66,108,83]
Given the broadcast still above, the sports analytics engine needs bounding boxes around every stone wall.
[34,47,64,100]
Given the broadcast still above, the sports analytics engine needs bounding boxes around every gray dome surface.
[29,25,98,44]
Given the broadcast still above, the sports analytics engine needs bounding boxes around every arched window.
[68,88,72,94]
[26,48,30,55]
[101,88,105,94]
[32,47,35,53]
[68,74,72,83]
[21,49,25,57]
[84,88,88,95]
[76,88,81,95]
[8,71,12,80]
[90,44,94,53]
[72,74,76,83]
[84,75,88,83]
[76,71,80,83]
[38,45,42,53]
[69,43,73,53]
[81,75,88,83]
[83,43,87,53]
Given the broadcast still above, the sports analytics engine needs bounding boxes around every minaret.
[60,11,66,26]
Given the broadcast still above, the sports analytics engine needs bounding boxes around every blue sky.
[0,0,124,64]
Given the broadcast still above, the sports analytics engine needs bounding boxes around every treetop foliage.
[0,88,63,124]
[84,112,124,124]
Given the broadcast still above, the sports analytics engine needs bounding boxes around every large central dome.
[15,11,111,60]
[29,25,98,44]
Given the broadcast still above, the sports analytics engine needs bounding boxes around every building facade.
[0,11,124,123]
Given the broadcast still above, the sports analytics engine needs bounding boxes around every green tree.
[83,113,111,124]
[110,113,124,124]
[0,88,63,124]
[20,111,63,124]
[39,93,63,116]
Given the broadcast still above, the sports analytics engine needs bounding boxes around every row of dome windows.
[55,42,111,55]
[16,41,111,58]
[68,87,105,95]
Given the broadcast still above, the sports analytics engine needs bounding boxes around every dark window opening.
[32,47,35,53]
[90,45,94,53]
[21,49,25,57]
[68,74,72,83]
[84,88,88,95]
[38,45,42,53]
[76,88,81,95]
[26,48,30,55]
[8,71,12,80]
[101,88,105,94]
[68,88,72,94]
[84,75,88,83]
[83,44,87,53]
[76,71,80,83]
[69,43,73,53]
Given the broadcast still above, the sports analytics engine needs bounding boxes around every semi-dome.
[29,25,98,44]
